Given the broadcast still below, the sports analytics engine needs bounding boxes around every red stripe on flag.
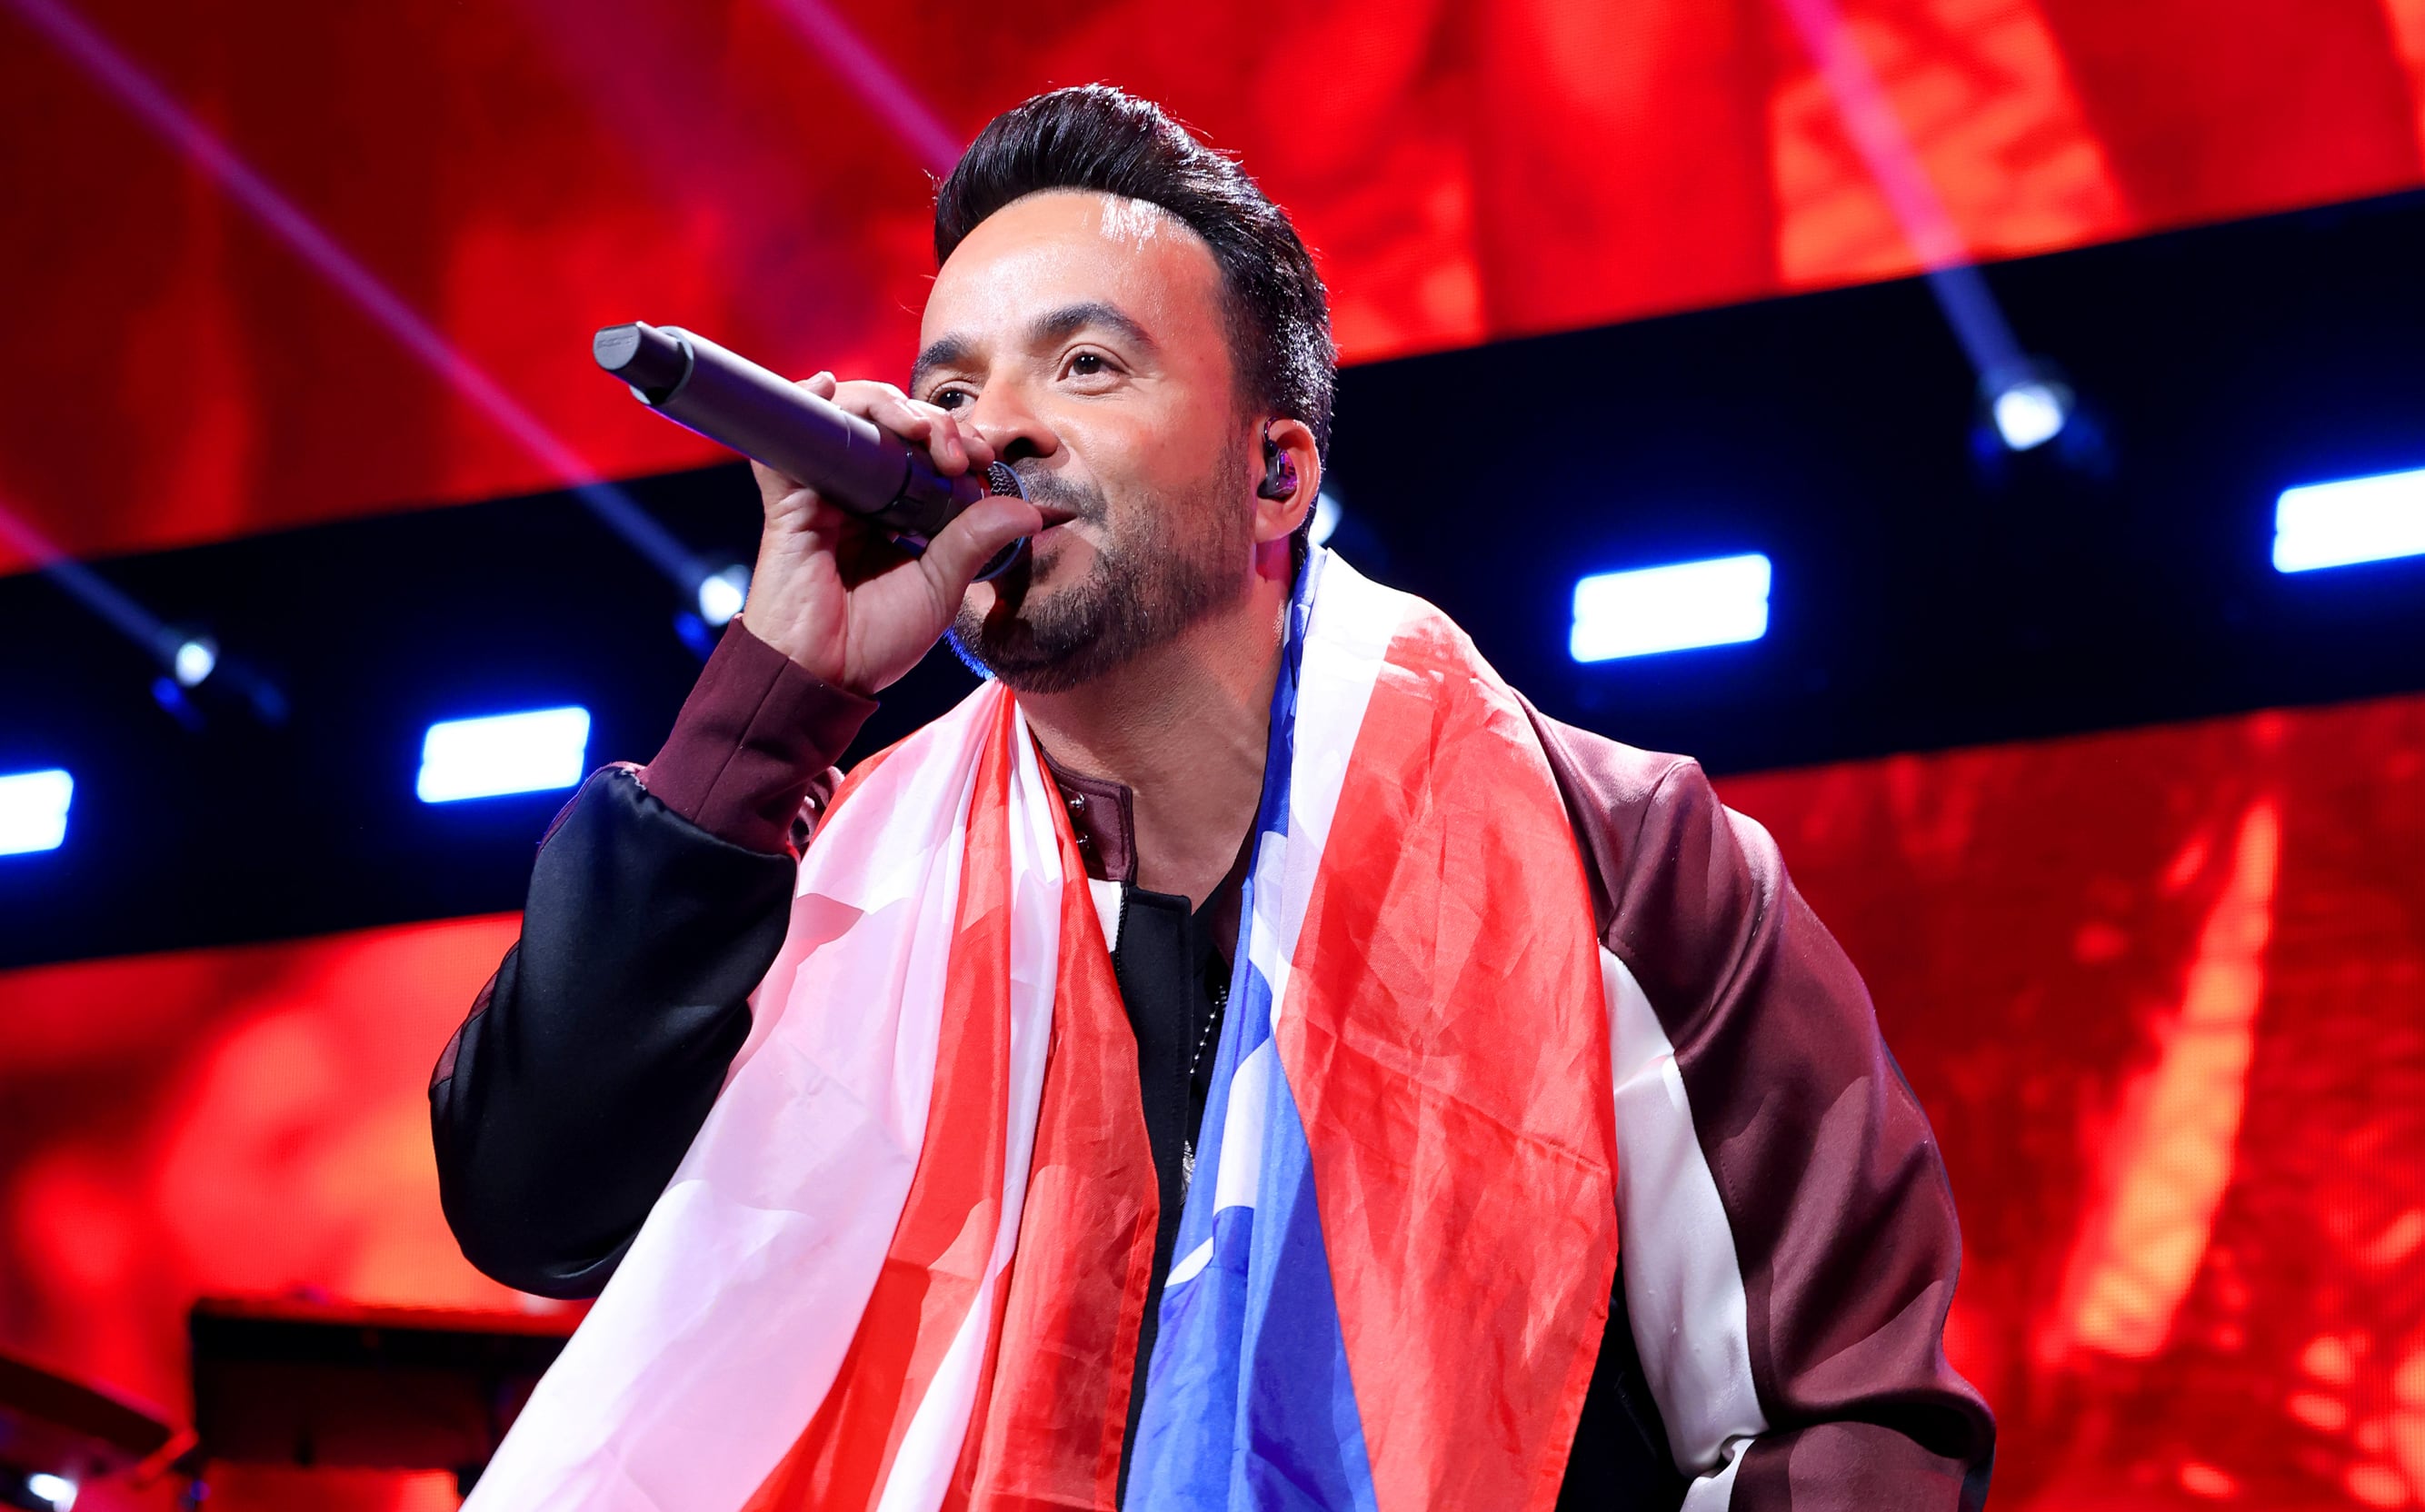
[743,693,1023,1511]
[1278,612,1619,1512]
[953,748,1160,1512]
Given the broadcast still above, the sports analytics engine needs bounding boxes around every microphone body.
[594,322,1025,569]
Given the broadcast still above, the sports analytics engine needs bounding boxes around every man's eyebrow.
[910,334,975,393]
[911,303,1157,393]
[1030,300,1157,354]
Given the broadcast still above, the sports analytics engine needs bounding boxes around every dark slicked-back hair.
[934,85,1336,459]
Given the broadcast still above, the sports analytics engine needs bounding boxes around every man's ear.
[1252,417,1321,543]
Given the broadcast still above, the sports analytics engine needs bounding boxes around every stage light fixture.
[695,564,751,627]
[171,633,217,687]
[1571,553,1772,662]
[2272,466,2425,572]
[1779,0,2091,466]
[1991,377,2069,452]
[24,1473,75,1510]
[0,769,74,856]
[415,708,592,804]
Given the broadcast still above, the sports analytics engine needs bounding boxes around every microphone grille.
[984,461,1024,499]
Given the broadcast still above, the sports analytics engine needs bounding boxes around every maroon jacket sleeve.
[641,618,876,854]
[1530,707,1994,1509]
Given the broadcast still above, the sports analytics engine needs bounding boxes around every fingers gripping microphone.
[593,322,1028,579]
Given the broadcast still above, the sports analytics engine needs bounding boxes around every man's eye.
[1068,353,1105,377]
[933,389,971,410]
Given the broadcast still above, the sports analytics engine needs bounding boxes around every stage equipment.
[0,770,73,857]
[1982,362,2076,453]
[168,635,216,688]
[185,1297,578,1500]
[415,707,594,804]
[1988,378,2068,452]
[1,490,269,721]
[2273,465,2425,572]
[1776,0,2079,456]
[1570,553,1774,663]
[0,1346,186,1511]
[594,322,1031,579]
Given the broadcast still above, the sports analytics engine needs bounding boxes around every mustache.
[1010,463,1105,523]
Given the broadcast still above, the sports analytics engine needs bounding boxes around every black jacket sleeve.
[429,625,873,1297]
[431,769,797,1295]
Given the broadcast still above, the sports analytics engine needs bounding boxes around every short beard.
[949,460,1252,694]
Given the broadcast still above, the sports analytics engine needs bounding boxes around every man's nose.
[966,383,1059,466]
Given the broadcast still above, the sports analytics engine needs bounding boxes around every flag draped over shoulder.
[466,552,1619,1512]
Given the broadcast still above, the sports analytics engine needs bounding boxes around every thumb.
[920,493,1045,598]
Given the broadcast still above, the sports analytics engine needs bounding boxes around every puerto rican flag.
[466,552,1617,1511]
[1128,552,1619,1511]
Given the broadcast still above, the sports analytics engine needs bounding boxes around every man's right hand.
[738,373,1042,696]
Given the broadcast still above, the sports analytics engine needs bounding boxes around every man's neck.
[1017,549,1292,910]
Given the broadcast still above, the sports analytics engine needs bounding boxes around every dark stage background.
[5,0,2425,1507]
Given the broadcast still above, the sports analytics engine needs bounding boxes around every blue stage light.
[0,769,75,856]
[2273,466,2425,572]
[415,708,592,803]
[1571,553,1772,662]
[1310,491,1342,547]
[695,564,751,627]
[172,634,217,687]
[1991,379,2069,452]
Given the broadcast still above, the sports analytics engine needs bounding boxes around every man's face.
[914,190,1256,693]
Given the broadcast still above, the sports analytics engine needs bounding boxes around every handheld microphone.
[593,321,1029,578]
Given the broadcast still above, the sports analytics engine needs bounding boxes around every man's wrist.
[640,621,878,853]
[733,600,843,691]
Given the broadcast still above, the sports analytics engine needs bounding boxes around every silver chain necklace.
[1180,977,1232,1189]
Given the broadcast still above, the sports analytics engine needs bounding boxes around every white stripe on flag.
[1265,554,1408,1010]
[873,716,1067,1511]
[467,692,1000,1511]
[873,1271,998,1512]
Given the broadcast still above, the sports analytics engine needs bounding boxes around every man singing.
[433,86,1992,1510]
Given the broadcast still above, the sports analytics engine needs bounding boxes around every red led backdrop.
[4,689,2423,1507]
[0,914,537,1510]
[4,0,2425,571]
